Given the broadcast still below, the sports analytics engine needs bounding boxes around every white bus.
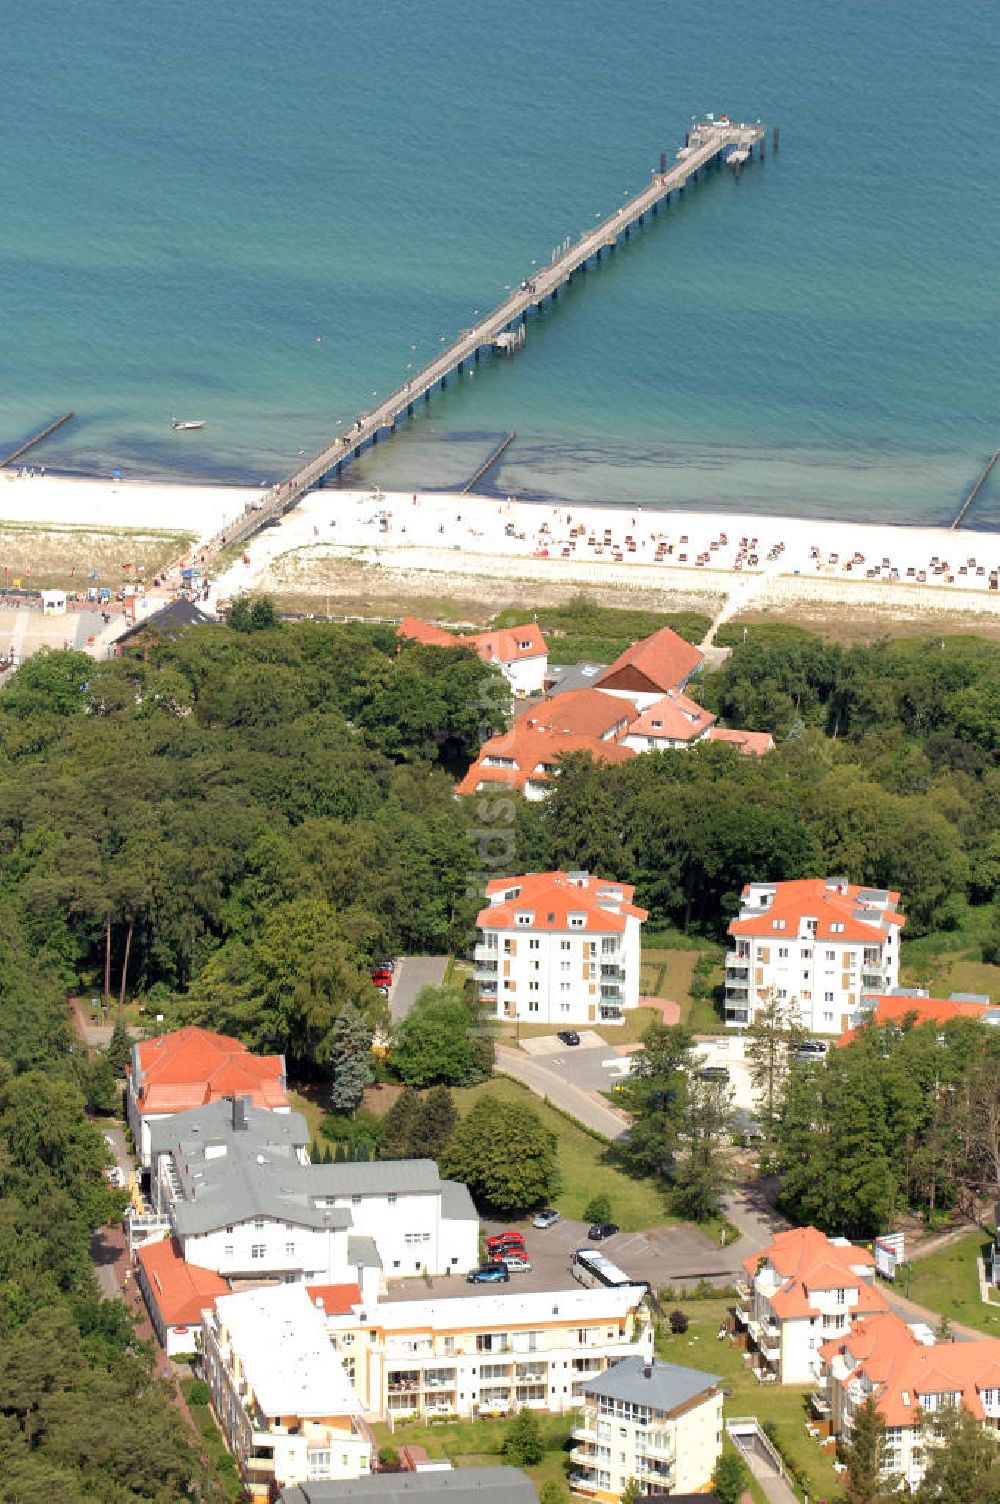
[572,1247,639,1291]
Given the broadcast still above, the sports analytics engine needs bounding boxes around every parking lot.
[517,1040,635,1095]
[384,1213,739,1304]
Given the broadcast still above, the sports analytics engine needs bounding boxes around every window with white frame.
[251,1243,266,1259]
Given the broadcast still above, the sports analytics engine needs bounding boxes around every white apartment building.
[146,1097,477,1293]
[736,1226,888,1384]
[474,871,647,1028]
[724,878,905,1035]
[321,1284,652,1421]
[570,1355,723,1502]
[819,1310,1000,1493]
[202,1283,374,1502]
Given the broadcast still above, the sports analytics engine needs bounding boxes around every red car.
[370,969,393,989]
[487,1232,526,1254]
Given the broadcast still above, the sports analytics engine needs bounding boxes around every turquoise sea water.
[3,0,999,527]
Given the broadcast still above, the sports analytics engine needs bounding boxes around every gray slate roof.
[440,1179,477,1220]
[280,1468,537,1504]
[347,1235,382,1271]
[153,1099,463,1237]
[543,661,608,697]
[580,1355,720,1414]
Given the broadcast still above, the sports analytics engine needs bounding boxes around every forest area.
[1,604,999,1495]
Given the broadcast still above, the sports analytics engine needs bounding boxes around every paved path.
[389,955,449,1022]
[495,1045,630,1139]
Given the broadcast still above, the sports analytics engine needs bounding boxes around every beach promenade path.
[196,118,764,562]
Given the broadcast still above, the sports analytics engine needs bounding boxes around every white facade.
[323,1285,653,1422]
[571,1357,723,1501]
[498,649,547,699]
[148,1101,477,1292]
[475,872,647,1028]
[724,879,903,1035]
[202,1284,373,1502]
[737,1227,886,1384]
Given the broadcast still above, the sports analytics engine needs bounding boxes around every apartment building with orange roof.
[623,689,717,751]
[595,625,704,705]
[838,988,996,1045]
[819,1309,1000,1490]
[127,1025,289,1166]
[474,871,647,1027]
[454,724,635,799]
[397,617,547,698]
[135,1235,230,1356]
[704,726,776,756]
[724,878,905,1035]
[736,1225,888,1383]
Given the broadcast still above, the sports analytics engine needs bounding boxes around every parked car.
[375,958,396,974]
[556,1030,581,1046]
[532,1207,561,1229]
[588,1222,620,1241]
[797,1039,827,1054]
[486,1232,526,1252]
[498,1253,532,1272]
[696,1065,730,1082]
[370,968,393,989]
[467,1265,510,1284]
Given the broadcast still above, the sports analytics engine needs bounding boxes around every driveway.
[389,956,449,1023]
[495,1045,629,1139]
[520,1041,634,1094]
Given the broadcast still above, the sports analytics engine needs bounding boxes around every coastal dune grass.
[0,520,193,591]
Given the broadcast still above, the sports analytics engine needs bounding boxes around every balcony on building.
[388,1370,421,1396]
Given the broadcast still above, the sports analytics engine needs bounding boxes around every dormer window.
[831,922,845,934]
[569,914,585,929]
[519,639,532,651]
[771,918,786,931]
[515,912,533,927]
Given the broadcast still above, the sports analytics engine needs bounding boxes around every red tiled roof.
[524,688,636,740]
[729,879,904,944]
[455,725,635,796]
[838,992,992,1046]
[743,1225,878,1286]
[478,870,647,934]
[628,690,716,743]
[706,727,775,756]
[821,1311,1000,1427]
[137,1237,229,1328]
[596,626,704,695]
[306,1282,362,1315]
[131,1026,288,1116]
[397,618,547,666]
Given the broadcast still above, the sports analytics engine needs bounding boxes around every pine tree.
[106,1012,132,1078]
[842,1392,890,1504]
[329,1003,374,1116]
[380,1087,423,1159]
[410,1086,457,1159]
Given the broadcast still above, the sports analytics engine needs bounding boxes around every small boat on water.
[171,418,205,431]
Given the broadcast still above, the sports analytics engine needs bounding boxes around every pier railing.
[197,119,765,561]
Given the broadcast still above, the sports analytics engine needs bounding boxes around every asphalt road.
[389,955,449,1022]
[495,1045,630,1140]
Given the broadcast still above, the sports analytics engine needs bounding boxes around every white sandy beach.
[2,470,998,625]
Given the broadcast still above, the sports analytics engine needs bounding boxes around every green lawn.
[373,1411,576,1492]
[902,1230,1000,1335]
[490,599,711,664]
[655,1299,840,1502]
[453,1076,673,1231]
[900,905,999,1002]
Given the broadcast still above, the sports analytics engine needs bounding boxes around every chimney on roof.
[232,1095,250,1131]
[643,1361,654,1379]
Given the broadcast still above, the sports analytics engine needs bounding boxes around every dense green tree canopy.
[442,1096,559,1213]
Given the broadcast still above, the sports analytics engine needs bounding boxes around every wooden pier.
[952,450,1000,529]
[203,118,766,557]
[1,411,74,469]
